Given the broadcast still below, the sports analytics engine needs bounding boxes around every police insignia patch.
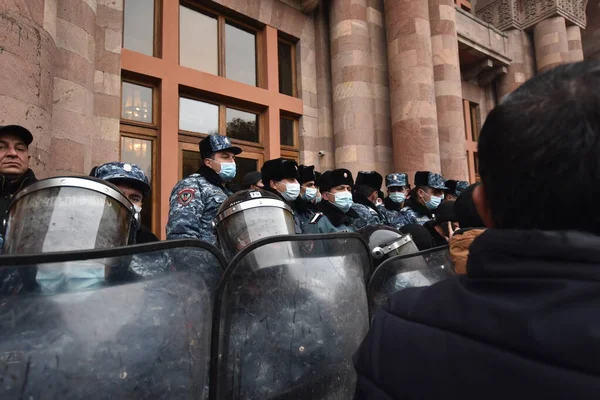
[177,188,195,205]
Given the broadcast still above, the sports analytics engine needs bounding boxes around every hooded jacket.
[354,229,600,400]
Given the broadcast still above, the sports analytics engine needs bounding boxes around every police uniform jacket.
[302,200,359,234]
[404,197,433,225]
[378,197,418,230]
[293,197,316,233]
[166,166,232,245]
[352,193,387,227]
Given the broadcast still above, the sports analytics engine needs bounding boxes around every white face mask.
[279,182,300,202]
[133,205,142,214]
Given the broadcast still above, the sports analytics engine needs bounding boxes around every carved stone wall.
[476,0,588,31]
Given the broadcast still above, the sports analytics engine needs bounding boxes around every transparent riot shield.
[368,245,455,315]
[0,239,226,400]
[212,233,371,400]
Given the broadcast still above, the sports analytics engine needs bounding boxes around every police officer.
[0,125,37,246]
[261,158,302,231]
[352,171,387,227]
[91,162,158,244]
[303,169,362,234]
[241,171,264,190]
[293,165,319,231]
[404,171,448,225]
[166,135,241,244]
[444,179,470,202]
[379,173,419,230]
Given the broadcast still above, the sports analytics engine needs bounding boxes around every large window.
[179,6,218,74]
[226,108,259,143]
[463,100,480,182]
[123,0,156,56]
[121,82,153,124]
[179,4,257,86]
[278,40,295,96]
[179,98,219,134]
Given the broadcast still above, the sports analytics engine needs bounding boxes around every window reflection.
[226,108,258,143]
[225,23,257,86]
[123,0,154,56]
[180,6,218,75]
[278,42,294,96]
[182,150,202,178]
[122,82,153,123]
[179,98,219,134]
[280,118,294,147]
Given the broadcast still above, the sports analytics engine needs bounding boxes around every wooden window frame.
[463,99,480,183]
[122,0,162,58]
[121,78,159,128]
[279,114,298,151]
[179,1,261,88]
[277,36,297,98]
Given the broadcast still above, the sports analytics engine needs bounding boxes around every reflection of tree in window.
[227,118,257,143]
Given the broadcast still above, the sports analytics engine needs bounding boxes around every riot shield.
[368,245,455,315]
[0,239,226,400]
[212,233,371,400]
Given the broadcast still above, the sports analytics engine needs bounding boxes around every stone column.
[497,29,536,100]
[314,4,336,171]
[367,0,393,177]
[429,0,467,180]
[329,0,377,175]
[50,0,97,175]
[0,1,56,177]
[384,0,441,178]
[533,16,570,73]
[566,25,584,63]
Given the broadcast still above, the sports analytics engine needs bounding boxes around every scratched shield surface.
[0,242,224,400]
[367,246,455,315]
[212,233,371,400]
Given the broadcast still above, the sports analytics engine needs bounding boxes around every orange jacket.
[449,228,485,274]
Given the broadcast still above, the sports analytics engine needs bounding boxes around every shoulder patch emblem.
[177,188,195,206]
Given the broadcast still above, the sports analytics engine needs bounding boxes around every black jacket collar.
[197,165,226,189]
[316,200,358,227]
[406,196,432,217]
[0,169,37,196]
[294,197,315,213]
[468,229,600,281]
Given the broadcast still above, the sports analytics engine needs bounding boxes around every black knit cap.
[298,165,316,184]
[318,169,354,193]
[356,171,383,191]
[261,158,299,187]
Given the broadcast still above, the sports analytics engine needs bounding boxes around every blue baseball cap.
[200,135,242,159]
[92,162,151,197]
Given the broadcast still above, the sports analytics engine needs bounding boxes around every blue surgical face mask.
[331,191,353,213]
[389,192,406,204]
[425,192,443,210]
[280,182,300,202]
[213,160,236,181]
[36,262,105,294]
[302,187,317,202]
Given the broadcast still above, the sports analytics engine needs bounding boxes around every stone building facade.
[0,0,598,236]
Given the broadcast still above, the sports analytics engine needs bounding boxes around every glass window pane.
[122,82,153,123]
[179,98,219,134]
[278,42,294,96]
[225,23,256,86]
[226,108,258,143]
[182,150,202,178]
[123,0,154,56]
[280,117,294,147]
[180,6,218,75]
[228,157,258,192]
[120,136,153,229]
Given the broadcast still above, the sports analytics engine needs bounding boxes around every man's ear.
[473,183,495,228]
[203,158,211,167]
[269,180,278,190]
